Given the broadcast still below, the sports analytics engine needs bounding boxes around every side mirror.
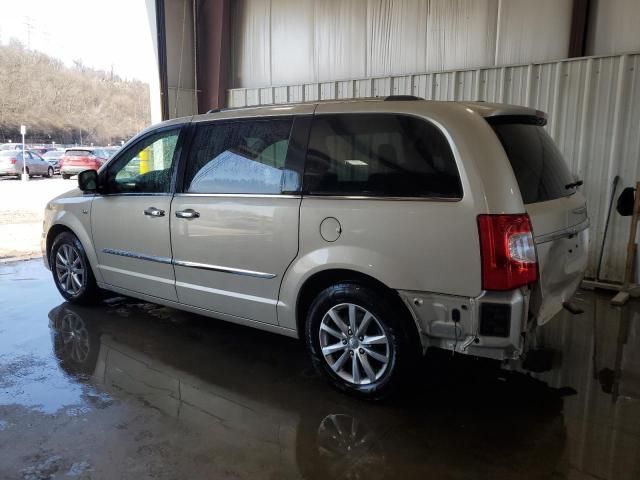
[78,169,99,192]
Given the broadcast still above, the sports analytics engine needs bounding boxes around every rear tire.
[305,282,418,400]
[50,232,100,304]
[62,174,71,179]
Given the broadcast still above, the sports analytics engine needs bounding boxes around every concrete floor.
[0,260,639,479]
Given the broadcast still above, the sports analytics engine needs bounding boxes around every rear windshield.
[65,149,92,157]
[490,118,575,204]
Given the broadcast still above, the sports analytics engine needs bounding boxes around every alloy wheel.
[55,244,85,296]
[319,303,390,385]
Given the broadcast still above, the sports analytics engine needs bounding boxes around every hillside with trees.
[0,40,150,145]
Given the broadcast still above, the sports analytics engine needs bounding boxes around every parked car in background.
[103,146,120,158]
[42,149,65,174]
[29,146,54,155]
[0,143,22,151]
[59,148,109,179]
[0,149,54,178]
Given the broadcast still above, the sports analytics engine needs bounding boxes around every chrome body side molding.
[102,248,276,279]
[102,248,173,265]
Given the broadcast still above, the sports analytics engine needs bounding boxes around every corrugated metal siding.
[228,53,640,283]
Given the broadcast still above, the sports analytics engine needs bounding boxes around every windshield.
[489,117,575,204]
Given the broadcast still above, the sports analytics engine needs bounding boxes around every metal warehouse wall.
[228,52,640,283]
[231,0,574,88]
[164,0,198,118]
[587,0,640,56]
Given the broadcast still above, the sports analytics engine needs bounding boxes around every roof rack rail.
[383,95,424,101]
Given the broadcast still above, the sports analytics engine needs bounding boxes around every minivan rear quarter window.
[304,114,462,198]
[489,117,575,204]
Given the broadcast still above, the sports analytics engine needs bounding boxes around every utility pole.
[21,125,28,181]
[23,16,33,49]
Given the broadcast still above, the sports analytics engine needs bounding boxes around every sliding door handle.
[144,207,165,217]
[175,209,200,219]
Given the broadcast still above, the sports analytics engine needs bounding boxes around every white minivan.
[42,97,589,398]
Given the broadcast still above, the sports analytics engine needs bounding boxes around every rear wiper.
[565,180,583,190]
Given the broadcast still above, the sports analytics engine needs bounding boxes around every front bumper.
[398,288,529,361]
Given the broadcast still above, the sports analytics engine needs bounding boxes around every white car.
[42,97,589,398]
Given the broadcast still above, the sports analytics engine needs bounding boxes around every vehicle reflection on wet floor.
[0,260,639,479]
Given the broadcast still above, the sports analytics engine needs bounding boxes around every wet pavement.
[0,260,639,479]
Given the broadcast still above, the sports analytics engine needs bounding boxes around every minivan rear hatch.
[489,116,589,325]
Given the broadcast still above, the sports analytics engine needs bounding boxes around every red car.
[59,148,109,179]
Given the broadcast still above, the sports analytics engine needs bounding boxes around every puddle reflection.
[48,300,570,479]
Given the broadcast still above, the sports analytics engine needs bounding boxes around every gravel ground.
[0,176,75,261]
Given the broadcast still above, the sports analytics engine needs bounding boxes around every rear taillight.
[477,214,538,291]
[9,158,17,164]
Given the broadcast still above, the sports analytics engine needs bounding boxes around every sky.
[0,0,156,83]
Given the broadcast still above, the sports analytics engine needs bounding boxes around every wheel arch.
[46,224,74,262]
[294,268,422,354]
[46,218,101,283]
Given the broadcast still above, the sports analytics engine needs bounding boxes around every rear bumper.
[0,167,20,175]
[60,166,89,175]
[398,288,529,361]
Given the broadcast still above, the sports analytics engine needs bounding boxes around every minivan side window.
[104,128,180,194]
[304,114,462,198]
[184,118,294,194]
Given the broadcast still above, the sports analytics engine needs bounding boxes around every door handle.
[144,207,165,217]
[175,208,200,219]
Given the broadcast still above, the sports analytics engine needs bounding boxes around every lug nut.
[358,336,363,341]
[359,348,364,354]
[349,350,354,356]
[348,329,353,336]
[342,339,347,345]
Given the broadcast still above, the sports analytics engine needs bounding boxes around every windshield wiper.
[565,180,583,190]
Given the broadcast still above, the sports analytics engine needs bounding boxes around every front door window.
[105,129,180,194]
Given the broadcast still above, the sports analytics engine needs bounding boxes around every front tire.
[305,282,417,399]
[50,232,99,304]
[46,167,54,178]
[62,174,71,179]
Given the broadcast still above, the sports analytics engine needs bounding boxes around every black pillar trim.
[569,0,591,58]
[156,0,169,120]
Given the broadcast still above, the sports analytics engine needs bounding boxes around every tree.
[0,41,150,144]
